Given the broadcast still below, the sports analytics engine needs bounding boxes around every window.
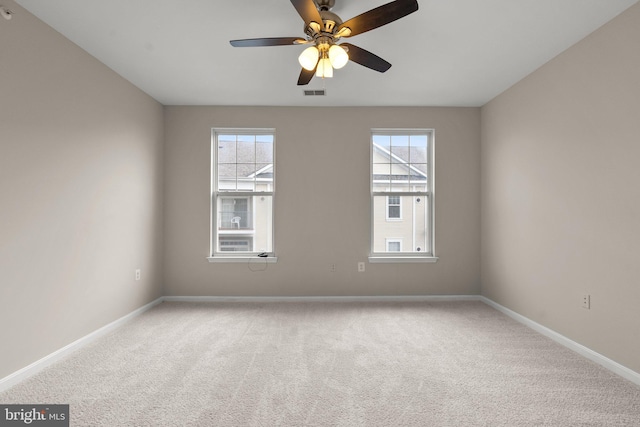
[371,129,436,262]
[387,195,401,220]
[210,129,275,260]
[386,239,402,252]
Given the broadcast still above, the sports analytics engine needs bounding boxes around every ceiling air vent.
[303,89,326,96]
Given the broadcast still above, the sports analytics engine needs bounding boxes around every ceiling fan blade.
[341,43,391,73]
[338,0,419,38]
[230,37,304,47]
[297,66,316,85]
[290,0,323,27]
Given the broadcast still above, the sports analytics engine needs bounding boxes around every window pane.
[372,161,391,192]
[254,163,273,191]
[390,160,410,183]
[217,137,236,163]
[410,135,427,163]
[390,135,410,164]
[256,135,274,163]
[391,135,409,146]
[372,134,391,152]
[256,134,273,143]
[372,161,391,175]
[411,163,428,176]
[237,135,255,163]
[236,163,256,191]
[409,163,428,191]
[373,195,429,253]
[218,197,251,229]
[216,195,272,253]
[217,164,236,191]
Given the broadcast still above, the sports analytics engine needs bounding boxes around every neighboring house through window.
[371,129,436,261]
[210,129,274,258]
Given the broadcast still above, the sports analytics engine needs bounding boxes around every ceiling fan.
[229,0,419,85]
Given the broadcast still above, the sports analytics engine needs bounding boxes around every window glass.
[372,130,433,256]
[212,130,275,256]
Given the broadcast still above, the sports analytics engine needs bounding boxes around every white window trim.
[368,256,438,263]
[209,128,276,262]
[370,128,437,263]
[207,256,278,263]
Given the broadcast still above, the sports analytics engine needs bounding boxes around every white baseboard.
[163,295,482,303]
[0,297,164,392]
[480,296,640,387]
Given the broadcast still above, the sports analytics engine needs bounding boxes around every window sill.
[368,256,438,263]
[207,256,278,263]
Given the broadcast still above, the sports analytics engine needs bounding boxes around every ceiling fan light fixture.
[328,44,348,69]
[229,0,420,85]
[315,57,333,78]
[298,46,319,70]
[334,27,352,39]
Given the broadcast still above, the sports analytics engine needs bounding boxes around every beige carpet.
[1,301,639,426]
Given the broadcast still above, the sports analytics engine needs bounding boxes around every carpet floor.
[1,300,639,426]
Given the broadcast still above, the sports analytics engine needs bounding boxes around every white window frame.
[370,129,438,263]
[208,128,277,263]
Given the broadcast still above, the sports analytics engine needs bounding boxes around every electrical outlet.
[581,294,590,309]
[135,269,141,281]
[358,262,365,272]
[330,263,336,273]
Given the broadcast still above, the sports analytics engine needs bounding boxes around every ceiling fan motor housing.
[315,0,336,11]
[305,9,342,38]
[319,10,342,32]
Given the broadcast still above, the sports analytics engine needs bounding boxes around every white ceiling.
[14,0,638,106]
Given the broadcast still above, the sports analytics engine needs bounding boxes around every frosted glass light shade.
[328,45,348,69]
[315,58,333,78]
[298,46,319,71]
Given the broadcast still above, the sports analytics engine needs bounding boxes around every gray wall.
[481,3,640,373]
[0,1,164,379]
[5,0,638,384]
[164,106,480,296]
